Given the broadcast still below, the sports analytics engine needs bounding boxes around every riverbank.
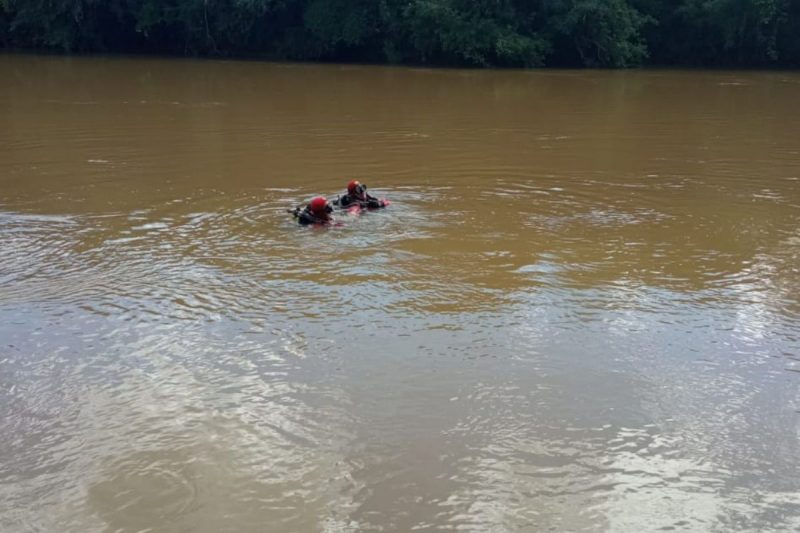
[2,0,799,69]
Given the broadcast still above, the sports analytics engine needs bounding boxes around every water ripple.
[3,58,800,532]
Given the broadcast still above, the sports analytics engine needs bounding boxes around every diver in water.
[291,196,335,225]
[335,180,387,209]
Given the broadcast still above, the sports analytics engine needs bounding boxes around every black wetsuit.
[293,206,331,225]
[336,193,385,209]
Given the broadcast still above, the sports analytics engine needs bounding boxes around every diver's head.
[309,196,333,219]
[347,180,367,200]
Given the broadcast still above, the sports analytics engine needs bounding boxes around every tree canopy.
[1,0,798,67]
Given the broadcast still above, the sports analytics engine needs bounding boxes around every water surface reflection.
[1,55,799,532]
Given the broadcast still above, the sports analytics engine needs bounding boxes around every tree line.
[1,0,798,68]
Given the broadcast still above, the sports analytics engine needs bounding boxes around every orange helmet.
[309,196,332,216]
[347,180,366,198]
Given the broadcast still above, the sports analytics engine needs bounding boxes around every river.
[1,54,799,532]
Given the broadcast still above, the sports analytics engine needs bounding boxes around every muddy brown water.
[1,54,799,532]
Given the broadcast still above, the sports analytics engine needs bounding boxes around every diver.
[291,196,335,225]
[335,180,388,209]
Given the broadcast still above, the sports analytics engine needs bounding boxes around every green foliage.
[1,0,798,67]
[400,0,548,67]
[638,0,794,66]
[549,0,650,67]
[126,0,292,55]
[0,4,8,47]
[304,0,378,52]
[5,0,97,51]
[776,0,800,64]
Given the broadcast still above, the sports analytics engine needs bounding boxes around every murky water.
[1,54,799,532]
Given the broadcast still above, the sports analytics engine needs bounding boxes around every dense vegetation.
[1,0,798,68]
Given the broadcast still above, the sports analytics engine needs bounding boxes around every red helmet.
[309,196,332,216]
[347,180,366,198]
